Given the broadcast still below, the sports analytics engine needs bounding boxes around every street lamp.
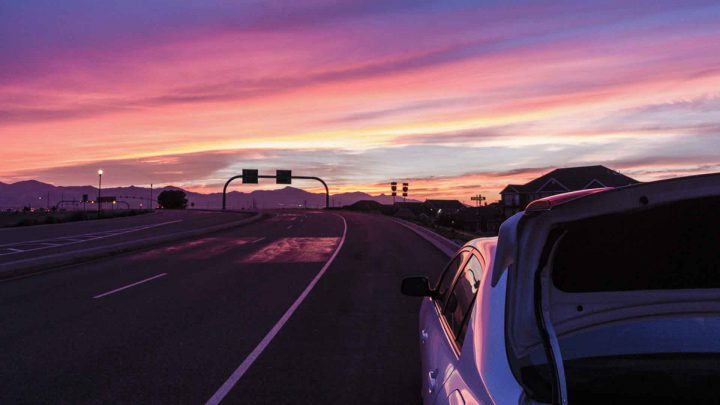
[97,169,103,212]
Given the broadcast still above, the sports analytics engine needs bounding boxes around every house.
[395,202,427,216]
[500,165,639,216]
[424,199,465,216]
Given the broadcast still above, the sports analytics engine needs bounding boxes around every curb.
[391,217,460,257]
[0,212,267,281]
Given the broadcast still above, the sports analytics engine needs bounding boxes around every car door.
[420,250,470,404]
[435,252,487,405]
[421,251,485,404]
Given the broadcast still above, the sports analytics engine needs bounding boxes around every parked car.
[402,173,720,404]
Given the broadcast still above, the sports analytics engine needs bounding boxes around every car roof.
[463,237,498,265]
[464,237,497,249]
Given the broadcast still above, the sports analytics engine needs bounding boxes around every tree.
[157,190,188,209]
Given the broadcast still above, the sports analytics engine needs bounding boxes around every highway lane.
[0,210,449,404]
[0,210,255,265]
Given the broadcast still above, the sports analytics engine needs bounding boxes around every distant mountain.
[0,180,416,210]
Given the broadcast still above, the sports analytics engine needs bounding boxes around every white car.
[402,173,720,404]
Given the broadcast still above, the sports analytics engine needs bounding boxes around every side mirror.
[401,276,433,297]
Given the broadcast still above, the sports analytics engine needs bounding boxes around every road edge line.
[205,213,348,405]
[391,217,459,257]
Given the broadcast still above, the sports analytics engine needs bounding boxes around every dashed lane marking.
[92,273,168,299]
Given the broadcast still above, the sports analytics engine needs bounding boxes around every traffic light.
[242,169,259,184]
[276,170,292,184]
[391,182,397,196]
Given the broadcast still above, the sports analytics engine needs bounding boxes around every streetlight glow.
[97,169,103,212]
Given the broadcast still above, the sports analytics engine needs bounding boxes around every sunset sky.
[2,0,720,203]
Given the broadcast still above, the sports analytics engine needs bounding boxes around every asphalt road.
[0,210,254,265]
[0,210,449,404]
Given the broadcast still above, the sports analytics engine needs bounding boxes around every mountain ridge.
[0,180,416,209]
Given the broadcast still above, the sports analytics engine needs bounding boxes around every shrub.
[157,190,188,209]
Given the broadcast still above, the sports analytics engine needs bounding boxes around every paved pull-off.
[0,210,448,404]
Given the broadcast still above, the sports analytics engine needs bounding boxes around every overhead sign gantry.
[222,169,330,210]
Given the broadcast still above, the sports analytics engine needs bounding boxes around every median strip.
[0,212,266,281]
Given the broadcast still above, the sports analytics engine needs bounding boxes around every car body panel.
[420,240,524,405]
[415,172,720,404]
[419,297,458,404]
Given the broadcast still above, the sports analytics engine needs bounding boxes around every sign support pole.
[223,173,330,210]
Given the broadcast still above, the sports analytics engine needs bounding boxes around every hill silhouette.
[0,181,414,210]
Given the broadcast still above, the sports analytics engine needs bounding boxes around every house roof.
[501,165,638,194]
[500,184,522,194]
[396,202,424,208]
[396,202,426,215]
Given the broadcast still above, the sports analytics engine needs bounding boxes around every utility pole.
[470,193,486,208]
[470,194,485,208]
[470,193,486,233]
[150,184,153,210]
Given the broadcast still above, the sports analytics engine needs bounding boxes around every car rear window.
[552,196,720,292]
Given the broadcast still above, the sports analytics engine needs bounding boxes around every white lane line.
[205,214,347,405]
[92,273,167,299]
[286,224,293,230]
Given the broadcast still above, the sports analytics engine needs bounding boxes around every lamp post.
[98,169,103,212]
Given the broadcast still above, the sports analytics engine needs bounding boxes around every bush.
[15,218,39,227]
[157,190,188,209]
[69,212,88,221]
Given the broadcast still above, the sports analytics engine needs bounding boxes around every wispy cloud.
[1,0,720,196]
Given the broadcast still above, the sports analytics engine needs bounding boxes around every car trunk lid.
[494,172,720,403]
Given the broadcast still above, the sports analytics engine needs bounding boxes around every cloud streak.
[1,1,720,198]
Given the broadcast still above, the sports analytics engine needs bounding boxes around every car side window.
[434,251,469,309]
[443,255,483,346]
